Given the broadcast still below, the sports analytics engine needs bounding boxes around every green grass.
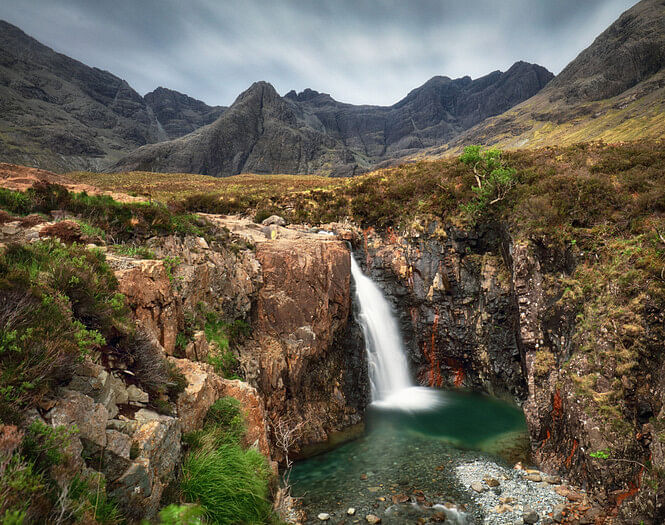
[180,446,273,525]
[178,398,275,525]
[204,315,249,380]
[108,243,156,259]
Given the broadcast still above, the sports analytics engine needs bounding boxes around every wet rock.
[317,513,330,521]
[523,506,539,524]
[392,494,409,504]
[524,474,542,482]
[347,508,356,515]
[365,514,381,524]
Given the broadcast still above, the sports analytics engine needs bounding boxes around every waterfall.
[350,254,439,410]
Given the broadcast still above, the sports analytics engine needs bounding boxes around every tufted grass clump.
[179,397,275,525]
[180,446,273,525]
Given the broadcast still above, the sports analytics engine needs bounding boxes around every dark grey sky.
[0,0,637,107]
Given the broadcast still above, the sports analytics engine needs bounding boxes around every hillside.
[0,21,225,172]
[426,0,665,154]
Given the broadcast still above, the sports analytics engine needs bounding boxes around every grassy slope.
[417,71,665,158]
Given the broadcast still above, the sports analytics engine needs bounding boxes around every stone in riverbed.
[365,515,381,524]
[523,505,539,524]
[471,481,487,493]
[317,512,330,521]
[347,508,356,515]
[551,503,567,522]
[544,475,561,485]
[524,473,542,482]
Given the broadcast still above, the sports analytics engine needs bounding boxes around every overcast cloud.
[0,0,637,106]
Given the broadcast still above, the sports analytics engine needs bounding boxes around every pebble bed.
[455,460,567,525]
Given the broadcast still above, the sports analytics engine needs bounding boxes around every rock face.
[357,223,525,401]
[0,21,224,172]
[243,233,367,454]
[546,0,665,103]
[110,81,363,177]
[346,219,665,523]
[109,218,367,458]
[112,63,552,177]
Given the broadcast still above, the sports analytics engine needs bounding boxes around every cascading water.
[350,254,439,410]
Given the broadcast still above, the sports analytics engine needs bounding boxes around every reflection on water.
[290,389,528,524]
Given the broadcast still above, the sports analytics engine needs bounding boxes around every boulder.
[133,415,181,481]
[47,390,108,450]
[261,215,286,227]
[168,358,225,434]
[169,358,272,458]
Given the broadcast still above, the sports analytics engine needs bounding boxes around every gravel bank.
[455,460,569,524]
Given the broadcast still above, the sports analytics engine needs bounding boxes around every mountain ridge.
[111,61,552,176]
[422,0,665,156]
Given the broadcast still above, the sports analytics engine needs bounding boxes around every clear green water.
[289,389,528,524]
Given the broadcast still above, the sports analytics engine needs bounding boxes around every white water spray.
[350,254,439,410]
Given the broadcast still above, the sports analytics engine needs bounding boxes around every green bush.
[204,314,249,380]
[459,145,517,221]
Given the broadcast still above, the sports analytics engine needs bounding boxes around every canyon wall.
[342,220,665,523]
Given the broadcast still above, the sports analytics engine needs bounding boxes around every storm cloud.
[0,0,637,106]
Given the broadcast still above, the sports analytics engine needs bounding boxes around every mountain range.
[0,0,663,176]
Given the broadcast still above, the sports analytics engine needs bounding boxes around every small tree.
[459,145,517,219]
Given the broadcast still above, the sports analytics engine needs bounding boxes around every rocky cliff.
[143,87,226,140]
[0,201,367,522]
[438,0,665,152]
